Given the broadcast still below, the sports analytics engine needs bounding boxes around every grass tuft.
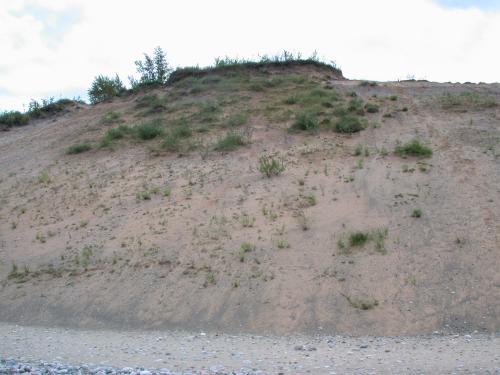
[214,131,248,151]
[66,143,92,154]
[395,140,432,157]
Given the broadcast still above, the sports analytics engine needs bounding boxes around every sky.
[1,0,500,111]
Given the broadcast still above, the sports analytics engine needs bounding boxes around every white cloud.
[1,0,499,111]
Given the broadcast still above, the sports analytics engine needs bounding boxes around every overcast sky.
[1,0,499,111]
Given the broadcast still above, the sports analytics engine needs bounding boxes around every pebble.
[0,359,266,375]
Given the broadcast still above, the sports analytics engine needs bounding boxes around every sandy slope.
[0,66,499,335]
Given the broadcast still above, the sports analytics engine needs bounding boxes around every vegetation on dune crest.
[439,92,497,111]
[88,74,125,104]
[1,97,78,128]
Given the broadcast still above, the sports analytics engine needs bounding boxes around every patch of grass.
[349,231,369,247]
[364,103,379,113]
[347,98,365,115]
[258,155,285,178]
[439,92,497,111]
[239,242,255,262]
[240,213,255,228]
[333,106,348,117]
[37,170,51,184]
[135,94,167,113]
[100,125,132,147]
[204,272,216,287]
[354,144,369,157]
[338,228,388,254]
[395,140,432,158]
[134,119,164,140]
[136,190,151,201]
[411,208,422,218]
[277,239,290,249]
[226,112,249,127]
[214,131,248,151]
[284,95,298,105]
[195,102,221,123]
[101,111,122,125]
[388,95,398,101]
[36,232,47,243]
[160,132,181,152]
[335,116,365,133]
[290,111,318,132]
[66,143,92,154]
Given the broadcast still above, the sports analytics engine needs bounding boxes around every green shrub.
[395,140,432,157]
[66,143,92,154]
[27,98,72,119]
[258,155,285,177]
[134,119,164,140]
[335,116,365,133]
[214,131,247,151]
[365,103,379,113]
[88,74,125,104]
[290,112,318,132]
[0,111,29,127]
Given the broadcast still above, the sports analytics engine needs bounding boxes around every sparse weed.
[343,294,379,310]
[277,239,290,249]
[258,155,285,178]
[240,213,255,228]
[239,242,255,262]
[338,228,388,254]
[37,170,51,184]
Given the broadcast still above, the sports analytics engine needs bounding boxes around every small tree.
[130,46,171,89]
[88,74,125,104]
